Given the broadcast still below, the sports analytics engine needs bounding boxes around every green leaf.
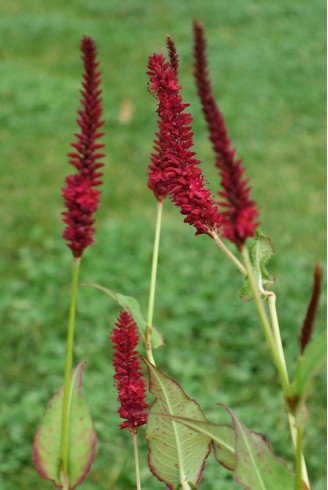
[240,230,275,301]
[82,283,164,349]
[33,362,97,489]
[211,425,236,470]
[289,331,327,413]
[151,414,235,471]
[224,406,294,489]
[143,358,211,489]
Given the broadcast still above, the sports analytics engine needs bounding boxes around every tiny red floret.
[111,311,148,432]
[62,36,105,258]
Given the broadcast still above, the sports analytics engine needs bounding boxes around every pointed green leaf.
[33,362,97,489]
[143,359,211,489]
[224,406,294,489]
[240,231,275,301]
[82,283,164,349]
[289,331,327,413]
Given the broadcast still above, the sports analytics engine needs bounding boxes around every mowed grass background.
[0,0,326,489]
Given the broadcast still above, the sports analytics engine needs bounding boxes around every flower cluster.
[147,50,222,235]
[111,311,148,432]
[147,37,179,203]
[62,36,105,258]
[193,20,259,248]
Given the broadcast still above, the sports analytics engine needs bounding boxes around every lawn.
[0,0,326,489]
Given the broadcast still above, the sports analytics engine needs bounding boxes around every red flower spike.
[147,50,222,235]
[62,36,105,258]
[111,311,148,432]
[193,20,259,248]
[166,35,179,74]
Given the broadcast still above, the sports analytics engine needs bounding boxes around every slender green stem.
[132,430,142,490]
[145,200,163,365]
[267,293,310,488]
[60,257,81,479]
[295,424,304,490]
[267,293,289,380]
[241,246,291,397]
[210,231,246,275]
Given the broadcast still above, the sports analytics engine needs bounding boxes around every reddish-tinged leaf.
[223,406,294,489]
[143,358,211,489]
[33,362,97,489]
[148,413,236,471]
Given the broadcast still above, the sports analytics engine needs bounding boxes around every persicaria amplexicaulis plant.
[34,34,104,490]
[32,23,325,490]
[62,35,105,258]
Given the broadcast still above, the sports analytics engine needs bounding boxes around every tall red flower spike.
[62,36,105,258]
[111,311,148,432]
[147,48,222,236]
[193,20,259,249]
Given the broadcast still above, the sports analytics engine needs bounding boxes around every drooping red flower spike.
[111,311,148,432]
[193,20,259,249]
[62,36,105,258]
[147,49,222,235]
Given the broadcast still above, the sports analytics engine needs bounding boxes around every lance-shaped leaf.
[143,358,211,489]
[82,283,164,349]
[288,331,327,414]
[240,231,275,301]
[223,406,295,489]
[33,362,97,489]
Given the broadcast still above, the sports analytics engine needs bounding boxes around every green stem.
[241,246,291,397]
[267,293,310,488]
[295,424,304,490]
[60,257,81,479]
[210,231,246,275]
[145,200,163,365]
[267,293,289,380]
[132,430,142,490]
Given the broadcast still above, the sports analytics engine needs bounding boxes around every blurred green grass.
[0,0,326,489]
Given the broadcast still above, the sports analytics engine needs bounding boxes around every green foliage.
[289,331,327,415]
[226,407,295,489]
[83,283,163,348]
[33,362,96,489]
[240,231,275,301]
[144,359,210,489]
[164,407,295,489]
[0,219,326,489]
[0,0,326,488]
[154,414,236,471]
